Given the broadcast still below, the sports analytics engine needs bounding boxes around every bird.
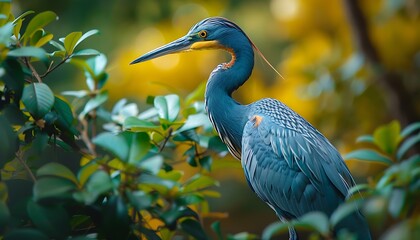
[131,17,371,240]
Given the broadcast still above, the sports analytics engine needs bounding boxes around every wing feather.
[242,112,354,219]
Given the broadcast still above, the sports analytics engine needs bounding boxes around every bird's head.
[130,17,251,65]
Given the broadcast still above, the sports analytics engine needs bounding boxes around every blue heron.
[131,17,371,240]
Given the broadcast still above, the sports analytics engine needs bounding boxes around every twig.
[40,56,71,78]
[16,149,36,182]
[80,118,97,157]
[23,57,42,83]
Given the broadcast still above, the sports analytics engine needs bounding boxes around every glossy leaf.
[373,121,401,154]
[23,11,57,41]
[0,22,12,46]
[330,201,362,228]
[63,31,82,54]
[79,90,108,119]
[8,46,47,61]
[176,113,212,133]
[127,190,154,210]
[61,90,89,98]
[27,200,70,239]
[396,134,420,160]
[154,94,180,122]
[75,29,99,47]
[33,177,77,202]
[99,196,130,240]
[262,221,290,240]
[138,155,163,174]
[12,10,34,24]
[123,116,160,132]
[0,201,10,227]
[356,135,374,143]
[36,162,78,185]
[22,83,55,119]
[183,174,218,193]
[294,211,330,235]
[72,48,100,57]
[0,116,19,167]
[401,122,420,138]
[180,219,208,240]
[85,170,113,199]
[344,149,393,165]
[93,132,129,161]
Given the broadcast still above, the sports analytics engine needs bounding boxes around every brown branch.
[80,118,97,157]
[23,57,42,83]
[40,56,71,79]
[342,0,418,125]
[16,149,36,182]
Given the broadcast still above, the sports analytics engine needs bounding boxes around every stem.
[16,149,36,182]
[80,118,97,156]
[40,55,71,78]
[23,57,42,83]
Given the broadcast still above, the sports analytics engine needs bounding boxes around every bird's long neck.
[205,42,254,157]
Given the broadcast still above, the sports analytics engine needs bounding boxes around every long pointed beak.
[130,36,192,65]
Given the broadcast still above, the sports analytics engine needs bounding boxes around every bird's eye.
[198,30,207,38]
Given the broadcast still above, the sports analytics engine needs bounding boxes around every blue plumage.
[131,17,371,240]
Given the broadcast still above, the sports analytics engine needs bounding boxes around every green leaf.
[180,219,208,240]
[27,200,70,239]
[0,201,10,227]
[373,120,401,154]
[37,162,78,185]
[294,211,330,235]
[176,113,212,133]
[388,188,406,218]
[123,116,160,132]
[23,11,57,41]
[262,221,290,240]
[85,170,113,199]
[93,131,150,163]
[93,132,129,161]
[0,116,19,167]
[344,149,393,165]
[22,83,55,119]
[12,10,34,25]
[2,58,24,100]
[77,161,99,186]
[53,97,76,133]
[401,122,420,138]
[64,31,82,55]
[61,90,89,98]
[0,22,13,46]
[33,177,77,202]
[126,190,154,210]
[183,174,218,193]
[154,94,180,122]
[356,135,374,143]
[49,39,65,51]
[138,155,163,174]
[72,48,100,57]
[211,221,224,240]
[34,32,53,47]
[79,90,108,119]
[75,29,99,48]
[396,134,420,160]
[199,156,212,172]
[4,229,49,240]
[330,201,362,227]
[99,196,130,240]
[8,46,47,61]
